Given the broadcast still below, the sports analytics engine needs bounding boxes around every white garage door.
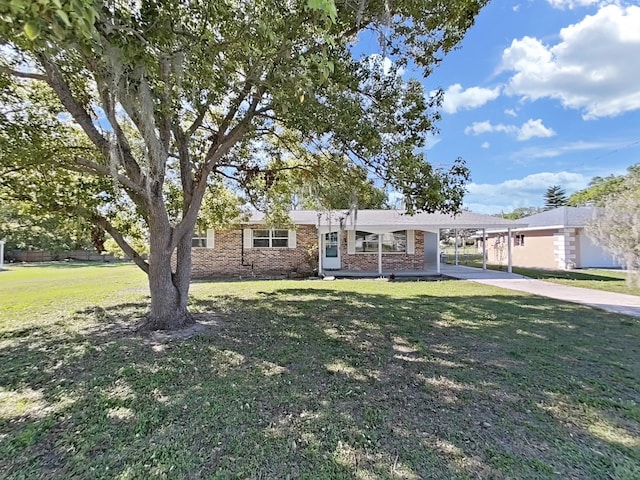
[578,232,620,268]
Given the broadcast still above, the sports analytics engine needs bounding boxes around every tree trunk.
[145,224,195,330]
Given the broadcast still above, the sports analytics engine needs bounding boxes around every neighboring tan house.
[190,209,525,277]
[479,206,619,270]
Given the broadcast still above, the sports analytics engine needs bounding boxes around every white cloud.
[464,118,555,141]
[517,119,556,141]
[481,141,490,149]
[504,108,517,117]
[512,139,625,159]
[440,83,501,114]
[365,54,405,77]
[464,121,515,136]
[465,171,590,213]
[546,0,614,10]
[501,5,640,119]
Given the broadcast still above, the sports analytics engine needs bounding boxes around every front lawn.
[1,264,638,479]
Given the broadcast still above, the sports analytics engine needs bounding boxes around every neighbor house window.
[192,233,207,248]
[252,229,289,248]
[515,234,525,246]
[355,230,407,253]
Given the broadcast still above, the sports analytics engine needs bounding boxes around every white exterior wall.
[576,230,619,268]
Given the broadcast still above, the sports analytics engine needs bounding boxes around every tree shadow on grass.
[0,284,638,479]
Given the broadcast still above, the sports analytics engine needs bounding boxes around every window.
[381,231,407,253]
[515,234,525,246]
[355,230,407,253]
[192,233,207,248]
[252,229,289,248]
[355,231,378,253]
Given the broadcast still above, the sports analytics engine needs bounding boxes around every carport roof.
[247,209,527,230]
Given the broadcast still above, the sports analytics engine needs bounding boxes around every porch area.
[324,264,525,280]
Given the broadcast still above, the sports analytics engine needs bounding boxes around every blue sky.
[392,0,640,214]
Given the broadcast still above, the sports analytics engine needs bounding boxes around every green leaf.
[55,9,71,27]
[23,21,40,40]
[306,0,337,23]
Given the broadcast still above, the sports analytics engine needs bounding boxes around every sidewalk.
[443,265,640,317]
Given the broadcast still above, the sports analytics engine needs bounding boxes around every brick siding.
[190,226,426,277]
[190,225,317,278]
[339,230,425,271]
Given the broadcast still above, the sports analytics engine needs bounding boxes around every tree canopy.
[0,0,488,329]
[568,163,640,207]
[500,206,543,220]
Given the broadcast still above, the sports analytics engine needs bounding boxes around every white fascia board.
[483,225,565,234]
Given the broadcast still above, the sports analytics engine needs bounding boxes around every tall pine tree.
[544,185,568,210]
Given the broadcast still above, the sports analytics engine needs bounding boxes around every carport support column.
[317,231,323,275]
[454,229,459,265]
[482,228,487,270]
[507,228,513,273]
[378,235,382,275]
[436,230,441,274]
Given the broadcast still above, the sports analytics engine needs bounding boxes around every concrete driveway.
[442,265,640,317]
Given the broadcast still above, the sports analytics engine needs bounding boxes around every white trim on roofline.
[482,224,575,234]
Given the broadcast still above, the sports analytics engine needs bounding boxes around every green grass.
[441,248,639,296]
[1,263,639,479]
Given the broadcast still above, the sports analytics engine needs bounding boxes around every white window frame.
[381,231,407,253]
[354,230,407,254]
[355,230,379,253]
[192,229,214,248]
[252,229,290,248]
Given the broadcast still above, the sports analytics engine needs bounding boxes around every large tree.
[587,171,640,287]
[0,0,487,330]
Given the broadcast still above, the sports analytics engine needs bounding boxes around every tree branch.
[0,66,47,81]
[186,105,210,137]
[91,214,150,274]
[37,54,111,154]
[72,157,147,198]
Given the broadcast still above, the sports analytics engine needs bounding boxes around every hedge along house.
[478,206,620,270]
[189,210,526,278]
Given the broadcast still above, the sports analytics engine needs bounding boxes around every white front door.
[322,232,341,270]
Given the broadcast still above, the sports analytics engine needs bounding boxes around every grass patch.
[1,264,639,478]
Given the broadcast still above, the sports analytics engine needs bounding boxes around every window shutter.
[347,230,355,254]
[243,229,252,249]
[288,229,297,249]
[407,230,415,255]
[206,229,215,249]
